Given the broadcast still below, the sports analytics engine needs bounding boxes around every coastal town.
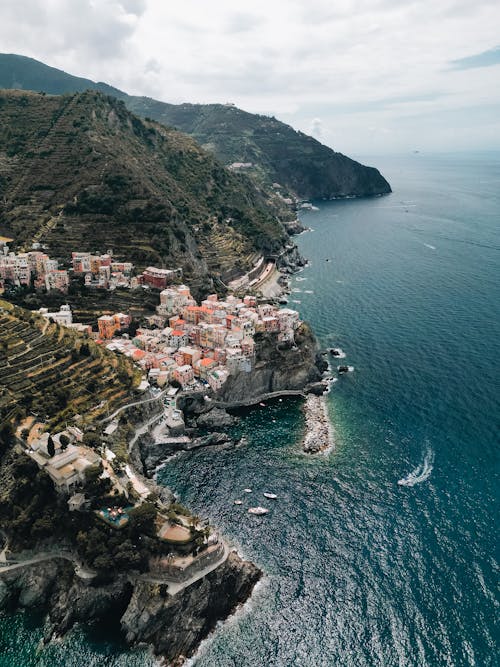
[0,238,303,395]
[0,230,333,661]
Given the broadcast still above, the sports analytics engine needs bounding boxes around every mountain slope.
[0,299,138,429]
[0,89,288,285]
[0,54,391,200]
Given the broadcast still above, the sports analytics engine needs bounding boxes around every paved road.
[0,551,96,579]
[102,389,167,423]
[135,542,229,596]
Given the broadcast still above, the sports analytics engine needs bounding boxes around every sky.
[1,0,500,155]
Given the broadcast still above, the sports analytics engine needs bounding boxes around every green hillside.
[0,299,138,430]
[0,89,288,284]
[0,53,391,200]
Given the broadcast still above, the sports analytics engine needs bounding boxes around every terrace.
[96,506,133,529]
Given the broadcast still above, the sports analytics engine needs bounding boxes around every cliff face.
[122,552,261,662]
[217,323,325,404]
[0,552,261,664]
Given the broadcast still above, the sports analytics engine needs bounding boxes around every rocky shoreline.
[302,394,334,454]
[0,549,261,665]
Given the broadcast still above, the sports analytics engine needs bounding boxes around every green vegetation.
[0,88,289,286]
[0,53,391,200]
[0,299,139,430]
[0,445,201,575]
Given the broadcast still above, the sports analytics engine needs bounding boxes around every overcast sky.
[2,0,500,155]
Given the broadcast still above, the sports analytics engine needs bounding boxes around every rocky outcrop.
[216,323,327,405]
[195,407,238,429]
[122,551,261,662]
[276,244,308,275]
[0,551,261,664]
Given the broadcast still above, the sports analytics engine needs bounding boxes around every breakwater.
[301,394,334,453]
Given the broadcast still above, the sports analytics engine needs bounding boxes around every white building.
[38,304,73,326]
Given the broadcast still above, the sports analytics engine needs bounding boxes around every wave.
[423,243,436,250]
[398,446,434,487]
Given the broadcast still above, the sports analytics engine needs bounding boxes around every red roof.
[200,357,216,366]
[172,330,185,336]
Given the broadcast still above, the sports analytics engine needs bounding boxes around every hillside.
[0,89,288,285]
[0,299,138,431]
[128,99,391,199]
[0,54,391,200]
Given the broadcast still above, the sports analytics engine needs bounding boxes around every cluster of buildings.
[0,242,69,293]
[36,304,132,339]
[0,235,184,297]
[27,427,100,494]
[105,284,302,392]
[72,251,136,290]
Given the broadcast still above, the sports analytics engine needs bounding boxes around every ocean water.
[1,153,499,666]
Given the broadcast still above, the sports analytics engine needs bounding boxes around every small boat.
[259,402,266,407]
[338,365,350,374]
[263,493,277,499]
[248,507,269,515]
[244,488,252,493]
[234,500,243,505]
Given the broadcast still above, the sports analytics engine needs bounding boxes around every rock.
[121,551,261,662]
[216,323,324,405]
[302,395,334,454]
[283,219,307,235]
[187,432,233,450]
[307,382,328,396]
[0,550,260,665]
[0,559,62,611]
[195,408,237,429]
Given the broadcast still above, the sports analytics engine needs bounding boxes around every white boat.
[234,500,243,505]
[244,488,252,493]
[248,506,269,515]
[263,493,277,499]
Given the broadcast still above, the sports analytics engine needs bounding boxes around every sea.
[1,152,499,667]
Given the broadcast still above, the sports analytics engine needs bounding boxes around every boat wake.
[423,243,436,250]
[398,447,434,487]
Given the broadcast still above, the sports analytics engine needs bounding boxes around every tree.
[59,434,70,450]
[47,435,55,457]
[0,423,14,456]
[129,502,157,536]
[83,431,100,448]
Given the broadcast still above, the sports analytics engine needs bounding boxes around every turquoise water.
[1,153,499,666]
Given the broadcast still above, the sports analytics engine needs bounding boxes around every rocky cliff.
[122,552,261,662]
[0,551,260,664]
[217,323,327,405]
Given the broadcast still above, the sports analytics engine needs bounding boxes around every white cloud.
[0,0,499,153]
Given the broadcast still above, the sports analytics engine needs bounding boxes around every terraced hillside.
[0,299,139,431]
[0,89,288,287]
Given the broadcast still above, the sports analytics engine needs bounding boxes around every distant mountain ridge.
[0,53,391,200]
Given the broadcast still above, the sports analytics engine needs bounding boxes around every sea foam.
[398,446,434,486]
